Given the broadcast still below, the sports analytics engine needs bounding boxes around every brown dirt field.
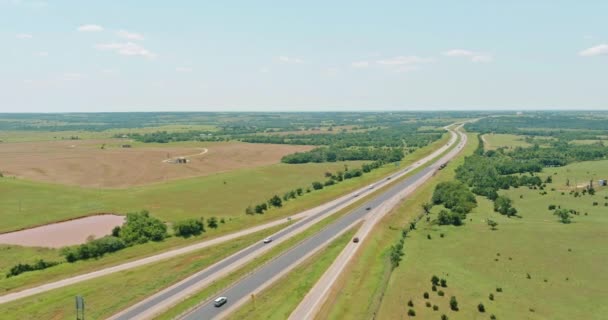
[0,139,313,188]
[0,214,125,248]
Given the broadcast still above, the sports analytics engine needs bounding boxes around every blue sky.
[1,0,607,112]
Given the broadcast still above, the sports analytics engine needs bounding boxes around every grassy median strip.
[226,227,358,320]
[0,223,289,320]
[318,132,474,320]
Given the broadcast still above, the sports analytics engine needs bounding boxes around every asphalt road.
[114,167,418,320]
[181,165,439,319]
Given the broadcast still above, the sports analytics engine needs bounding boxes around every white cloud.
[376,56,434,65]
[77,24,104,32]
[116,30,144,41]
[95,42,156,59]
[35,51,48,57]
[175,67,192,73]
[16,33,33,39]
[278,56,304,64]
[443,49,493,63]
[579,44,608,57]
[351,61,369,68]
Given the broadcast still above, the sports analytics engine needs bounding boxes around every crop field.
[0,139,311,188]
[374,160,608,320]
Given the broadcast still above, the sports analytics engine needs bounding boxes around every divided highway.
[109,127,459,320]
[178,126,466,320]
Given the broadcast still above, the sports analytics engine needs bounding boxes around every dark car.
[214,297,227,307]
[353,237,360,243]
[366,207,372,211]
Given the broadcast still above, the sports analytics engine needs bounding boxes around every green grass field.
[483,133,532,150]
[318,133,475,320]
[373,164,608,319]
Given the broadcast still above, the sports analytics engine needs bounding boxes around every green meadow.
[375,161,608,319]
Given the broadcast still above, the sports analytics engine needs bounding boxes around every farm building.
[599,179,607,187]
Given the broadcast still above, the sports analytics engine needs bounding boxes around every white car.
[263,237,272,243]
[214,296,227,307]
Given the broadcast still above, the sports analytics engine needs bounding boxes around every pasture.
[482,133,532,150]
[0,140,311,188]
[375,160,608,319]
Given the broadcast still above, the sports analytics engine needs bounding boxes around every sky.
[1,0,607,112]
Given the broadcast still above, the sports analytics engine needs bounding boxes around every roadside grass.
[0,223,287,320]
[483,133,531,150]
[374,155,608,318]
[226,227,358,320]
[318,133,476,320]
[0,133,449,295]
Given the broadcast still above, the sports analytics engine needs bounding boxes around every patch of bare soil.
[0,139,312,188]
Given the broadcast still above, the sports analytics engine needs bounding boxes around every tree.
[449,296,459,311]
[494,195,517,217]
[478,303,486,313]
[254,203,267,214]
[553,208,572,224]
[431,275,440,286]
[269,195,283,208]
[173,219,204,238]
[207,216,219,229]
[111,226,121,237]
[486,219,498,230]
[440,278,447,287]
[407,309,416,317]
[245,205,254,215]
[120,210,168,245]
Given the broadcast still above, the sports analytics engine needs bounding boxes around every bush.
[433,305,439,311]
[269,195,283,208]
[490,314,497,320]
[548,204,556,210]
[423,292,429,299]
[173,218,204,238]
[120,210,168,245]
[438,290,445,296]
[441,314,448,320]
[431,275,440,286]
[312,181,324,190]
[432,285,437,291]
[62,236,126,262]
[449,296,459,311]
[6,259,60,278]
[407,299,414,307]
[207,217,219,229]
[407,309,416,317]
[489,293,494,300]
[440,278,447,287]
[478,303,485,312]
[426,301,431,308]
[496,287,503,292]
[255,203,267,214]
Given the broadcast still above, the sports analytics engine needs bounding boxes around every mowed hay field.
[0,139,312,188]
[376,160,608,320]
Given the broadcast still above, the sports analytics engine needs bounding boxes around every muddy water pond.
[0,214,125,248]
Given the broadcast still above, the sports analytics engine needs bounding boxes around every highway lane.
[180,138,457,319]
[111,129,459,319]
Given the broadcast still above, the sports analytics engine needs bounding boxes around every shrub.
[548,204,556,210]
[449,296,459,311]
[478,303,485,312]
[432,285,437,291]
[433,305,439,311]
[407,299,414,307]
[489,293,494,300]
[207,217,219,229]
[423,292,429,299]
[425,301,431,308]
[6,259,60,278]
[269,195,283,208]
[312,181,324,190]
[490,314,497,320]
[120,210,168,245]
[496,287,503,292]
[111,226,121,237]
[438,290,445,296]
[440,278,447,287]
[62,236,126,262]
[173,218,204,238]
[254,203,268,214]
[407,309,416,317]
[431,275,440,286]
[441,314,448,320]
[427,234,432,240]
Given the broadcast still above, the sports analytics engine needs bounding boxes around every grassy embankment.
[318,133,476,320]
[482,133,532,150]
